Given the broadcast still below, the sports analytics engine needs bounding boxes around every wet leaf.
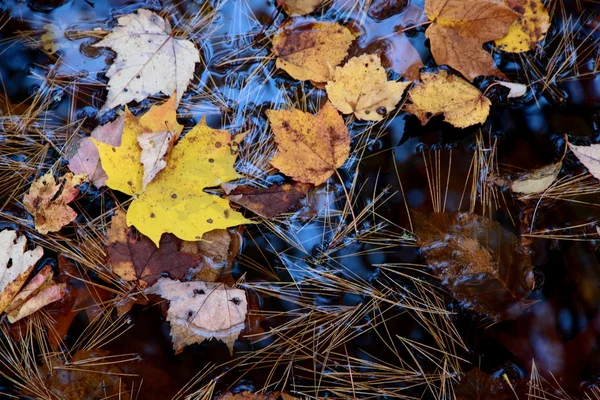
[569,143,600,181]
[495,0,550,53]
[367,0,409,21]
[23,171,86,234]
[93,9,200,113]
[415,212,535,320]
[454,368,513,399]
[267,102,350,185]
[106,210,203,288]
[40,23,69,54]
[325,54,410,121]
[497,81,528,98]
[223,182,312,219]
[277,0,322,15]
[0,230,43,314]
[272,19,356,83]
[5,265,66,323]
[425,0,519,81]
[138,129,179,191]
[180,228,242,273]
[67,114,125,187]
[509,162,562,194]
[93,96,251,246]
[146,277,247,354]
[406,70,491,128]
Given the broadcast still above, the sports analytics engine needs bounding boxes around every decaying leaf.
[0,230,44,314]
[454,368,513,399]
[569,143,600,181]
[495,0,550,53]
[406,70,491,128]
[425,0,519,81]
[497,81,528,98]
[223,182,312,219]
[40,23,70,54]
[93,96,250,246]
[67,114,125,187]
[6,265,66,323]
[415,212,535,320]
[509,162,562,195]
[272,19,356,83]
[147,277,247,354]
[138,129,179,191]
[180,228,242,273]
[106,211,203,288]
[325,54,410,121]
[23,171,86,234]
[93,9,200,113]
[267,102,350,185]
[277,0,322,15]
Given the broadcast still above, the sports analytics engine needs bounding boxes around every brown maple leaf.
[424,0,519,81]
[223,182,312,219]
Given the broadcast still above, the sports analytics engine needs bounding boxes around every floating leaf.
[325,54,410,121]
[425,0,518,81]
[0,230,43,314]
[23,171,86,234]
[509,162,562,195]
[569,143,600,181]
[93,9,200,113]
[415,212,535,320]
[147,277,247,354]
[267,102,350,185]
[406,70,490,128]
[138,129,178,191]
[223,182,312,219]
[495,0,550,53]
[277,0,322,15]
[93,96,251,246]
[272,19,355,83]
[497,81,528,98]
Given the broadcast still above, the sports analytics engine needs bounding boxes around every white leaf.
[93,9,200,113]
[569,143,600,180]
[137,130,178,191]
[497,82,527,99]
[509,162,561,194]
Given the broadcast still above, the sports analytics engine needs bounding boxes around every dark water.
[0,0,600,398]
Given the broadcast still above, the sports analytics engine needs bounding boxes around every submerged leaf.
[454,368,513,399]
[93,9,200,113]
[415,212,535,320]
[223,182,312,219]
[569,143,600,181]
[23,171,86,234]
[495,0,550,53]
[272,19,356,83]
[406,70,490,128]
[267,102,350,185]
[147,278,247,354]
[325,54,410,121]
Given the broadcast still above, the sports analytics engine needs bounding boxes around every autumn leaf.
[147,277,247,354]
[180,228,242,272]
[23,171,86,234]
[325,54,410,121]
[67,114,125,187]
[406,70,491,128]
[425,0,519,81]
[508,161,562,195]
[415,212,535,320]
[569,143,600,181]
[497,81,528,98]
[93,9,200,113]
[495,0,550,53]
[223,182,312,219]
[277,0,322,15]
[138,129,179,191]
[0,230,43,314]
[267,102,350,185]
[106,211,203,288]
[272,19,356,83]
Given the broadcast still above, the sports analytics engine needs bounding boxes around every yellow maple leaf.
[325,54,410,121]
[406,70,491,128]
[266,102,350,185]
[495,0,550,53]
[93,98,252,246]
[272,19,356,83]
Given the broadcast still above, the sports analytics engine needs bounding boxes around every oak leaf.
[67,114,125,187]
[146,277,247,354]
[23,171,86,234]
[415,212,535,320]
[425,0,519,81]
[93,9,200,113]
[325,54,410,121]
[406,70,491,128]
[267,102,350,185]
[0,230,43,314]
[272,19,355,83]
[93,97,251,246]
[569,143,600,181]
[277,0,322,15]
[106,211,203,288]
[509,161,562,195]
[223,182,312,219]
[495,0,550,53]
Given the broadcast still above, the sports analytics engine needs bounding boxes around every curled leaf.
[497,81,528,98]
[569,143,600,181]
[509,162,562,195]
[223,182,312,219]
